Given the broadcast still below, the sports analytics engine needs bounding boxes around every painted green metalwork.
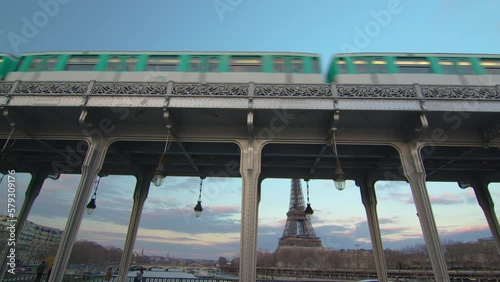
[13,53,321,74]
[326,54,500,82]
[5,52,500,82]
[0,54,18,80]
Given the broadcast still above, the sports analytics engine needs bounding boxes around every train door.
[188,56,219,83]
[273,57,304,83]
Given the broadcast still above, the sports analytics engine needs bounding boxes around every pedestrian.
[34,260,46,282]
[47,266,52,280]
[134,268,144,282]
[104,267,112,281]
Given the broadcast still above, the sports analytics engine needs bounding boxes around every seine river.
[125,270,197,279]
[123,270,238,280]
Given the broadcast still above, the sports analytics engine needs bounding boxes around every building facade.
[0,214,63,265]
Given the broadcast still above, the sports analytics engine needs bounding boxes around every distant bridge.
[130,265,217,272]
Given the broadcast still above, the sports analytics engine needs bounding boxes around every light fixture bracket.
[194,176,206,217]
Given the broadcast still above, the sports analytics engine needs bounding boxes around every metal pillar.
[238,139,263,282]
[356,177,388,282]
[117,171,152,282]
[470,180,500,254]
[49,138,110,282]
[396,142,449,282]
[0,169,51,281]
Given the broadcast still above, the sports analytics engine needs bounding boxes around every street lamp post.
[355,244,360,269]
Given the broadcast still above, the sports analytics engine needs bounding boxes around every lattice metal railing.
[1,81,499,99]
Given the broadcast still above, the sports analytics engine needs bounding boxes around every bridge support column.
[356,177,388,282]
[117,171,152,282]
[50,138,110,282]
[469,179,500,254]
[238,139,263,282]
[0,169,52,281]
[397,142,449,282]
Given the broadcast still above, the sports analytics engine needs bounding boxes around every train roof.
[332,52,500,58]
[18,51,321,57]
[0,53,18,61]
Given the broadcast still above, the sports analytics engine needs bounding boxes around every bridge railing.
[4,272,240,282]
[1,81,499,100]
[6,271,500,281]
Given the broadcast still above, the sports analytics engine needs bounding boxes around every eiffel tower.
[278,179,322,248]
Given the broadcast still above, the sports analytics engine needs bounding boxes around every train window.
[189,57,201,71]
[273,57,285,72]
[456,59,475,74]
[395,57,432,73]
[336,58,348,74]
[480,59,500,75]
[106,57,121,71]
[43,57,58,71]
[147,56,179,71]
[230,56,262,72]
[66,56,98,71]
[106,57,137,71]
[125,57,137,71]
[353,59,369,73]
[28,58,43,71]
[208,57,219,72]
[312,57,320,73]
[371,58,388,73]
[291,58,304,73]
[438,59,455,74]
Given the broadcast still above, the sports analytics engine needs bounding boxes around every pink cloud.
[439,225,488,237]
[209,206,240,214]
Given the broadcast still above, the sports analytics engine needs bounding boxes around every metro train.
[0,51,499,85]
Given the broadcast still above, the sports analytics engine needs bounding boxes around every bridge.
[129,265,216,272]
[0,80,499,282]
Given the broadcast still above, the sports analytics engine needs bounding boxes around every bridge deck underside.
[1,105,500,184]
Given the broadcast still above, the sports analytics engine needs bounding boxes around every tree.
[68,240,122,265]
[218,256,228,266]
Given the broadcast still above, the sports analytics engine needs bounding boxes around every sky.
[0,0,500,261]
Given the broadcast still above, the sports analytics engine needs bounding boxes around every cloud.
[380,226,408,235]
[258,224,283,235]
[440,225,489,238]
[210,205,240,214]
[378,217,399,225]
[136,205,241,235]
[429,193,464,205]
[378,190,414,204]
[375,181,407,191]
[2,172,497,260]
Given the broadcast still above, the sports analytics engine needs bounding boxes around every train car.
[0,53,19,80]
[327,53,500,85]
[5,51,323,84]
